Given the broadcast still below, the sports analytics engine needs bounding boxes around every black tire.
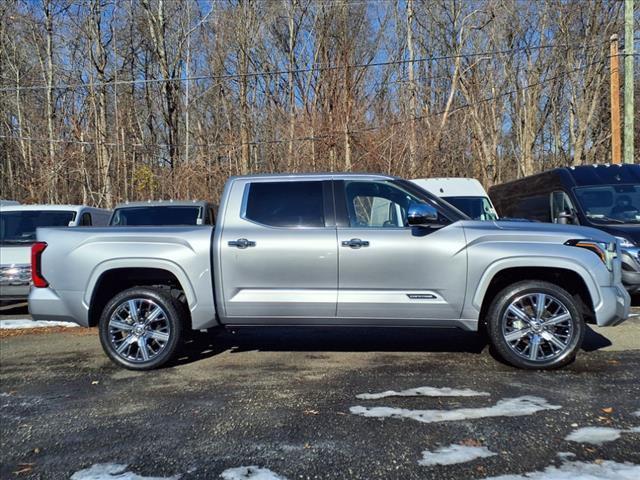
[486,280,585,370]
[98,287,185,370]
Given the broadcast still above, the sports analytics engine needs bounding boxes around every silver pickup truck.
[29,174,630,371]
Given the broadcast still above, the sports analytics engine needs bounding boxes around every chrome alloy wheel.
[501,293,574,362]
[108,299,171,363]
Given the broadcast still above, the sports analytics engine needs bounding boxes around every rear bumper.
[28,287,87,326]
[594,285,630,327]
[0,283,30,301]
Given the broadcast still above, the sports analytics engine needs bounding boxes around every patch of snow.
[565,426,640,445]
[0,319,78,329]
[633,410,640,417]
[220,466,287,480]
[482,460,640,480]
[356,386,489,400]
[418,444,496,466]
[565,427,622,445]
[70,463,180,480]
[556,452,576,460]
[350,396,561,424]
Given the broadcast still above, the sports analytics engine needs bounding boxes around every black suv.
[489,164,640,294]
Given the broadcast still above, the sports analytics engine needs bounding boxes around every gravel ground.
[1,310,639,480]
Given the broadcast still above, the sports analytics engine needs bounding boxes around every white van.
[411,177,498,221]
[0,205,111,303]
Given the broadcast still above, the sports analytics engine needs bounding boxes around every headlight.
[615,236,636,249]
[565,239,616,271]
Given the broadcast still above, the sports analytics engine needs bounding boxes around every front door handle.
[228,238,256,249]
[341,238,370,249]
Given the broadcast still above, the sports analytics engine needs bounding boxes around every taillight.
[31,242,48,288]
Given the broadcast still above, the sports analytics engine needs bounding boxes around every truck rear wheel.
[486,280,585,370]
[98,287,184,370]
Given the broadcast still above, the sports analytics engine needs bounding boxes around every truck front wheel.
[98,287,184,370]
[486,280,585,370]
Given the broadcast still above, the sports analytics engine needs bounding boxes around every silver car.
[1,204,110,303]
[29,174,630,370]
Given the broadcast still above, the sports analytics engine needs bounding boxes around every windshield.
[0,210,76,244]
[442,196,498,221]
[574,184,640,224]
[110,206,201,226]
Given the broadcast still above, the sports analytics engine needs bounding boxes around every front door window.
[344,181,426,228]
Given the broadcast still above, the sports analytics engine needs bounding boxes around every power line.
[0,42,605,93]
[0,56,605,150]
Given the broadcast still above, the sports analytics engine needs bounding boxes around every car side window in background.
[244,181,325,227]
[512,194,550,222]
[343,181,423,228]
[81,212,92,226]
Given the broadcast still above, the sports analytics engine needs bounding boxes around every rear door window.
[244,181,325,227]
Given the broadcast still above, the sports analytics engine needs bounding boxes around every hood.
[0,245,31,266]
[591,224,640,246]
[461,220,615,245]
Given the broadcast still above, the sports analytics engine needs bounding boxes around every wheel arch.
[476,263,597,331]
[87,261,195,327]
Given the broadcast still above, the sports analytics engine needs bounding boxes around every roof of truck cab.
[113,200,213,209]
[0,204,108,213]
[231,172,395,181]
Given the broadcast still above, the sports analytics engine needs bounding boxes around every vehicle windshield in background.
[574,184,640,224]
[442,196,498,221]
[110,206,201,226]
[0,211,75,244]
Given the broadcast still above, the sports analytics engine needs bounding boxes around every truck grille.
[0,264,31,286]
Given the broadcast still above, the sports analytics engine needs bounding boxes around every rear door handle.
[341,238,369,249]
[228,238,256,249]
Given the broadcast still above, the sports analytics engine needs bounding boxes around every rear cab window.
[110,206,201,226]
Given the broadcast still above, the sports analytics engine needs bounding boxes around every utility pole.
[623,0,635,164]
[185,0,191,164]
[407,0,417,174]
[610,34,622,164]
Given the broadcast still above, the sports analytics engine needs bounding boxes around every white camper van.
[411,177,498,221]
[0,204,111,303]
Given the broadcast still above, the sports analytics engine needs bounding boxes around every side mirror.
[556,209,575,225]
[407,202,438,226]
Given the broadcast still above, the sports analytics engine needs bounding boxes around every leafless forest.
[0,0,637,207]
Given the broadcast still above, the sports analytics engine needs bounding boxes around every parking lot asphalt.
[1,311,639,479]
